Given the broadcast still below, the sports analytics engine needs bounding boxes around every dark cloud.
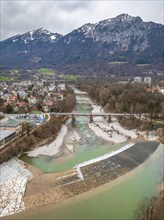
[1,0,163,40]
[56,1,93,12]
[1,0,94,40]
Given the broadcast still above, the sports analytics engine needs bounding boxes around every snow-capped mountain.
[0,28,62,68]
[3,28,62,44]
[0,14,163,75]
[49,14,163,63]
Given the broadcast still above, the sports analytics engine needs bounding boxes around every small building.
[28,96,37,105]
[0,130,16,147]
[17,90,28,99]
[144,77,151,84]
[134,77,142,83]
[58,84,66,91]
[146,85,163,94]
[0,120,22,133]
[0,118,36,133]
[159,88,164,95]
[146,87,158,93]
[42,105,49,112]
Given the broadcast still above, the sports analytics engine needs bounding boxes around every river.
[18,90,163,220]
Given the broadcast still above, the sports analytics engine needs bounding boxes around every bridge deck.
[50,112,132,116]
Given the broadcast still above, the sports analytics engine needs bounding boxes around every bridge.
[50,112,132,124]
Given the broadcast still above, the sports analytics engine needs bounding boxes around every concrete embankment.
[76,142,134,180]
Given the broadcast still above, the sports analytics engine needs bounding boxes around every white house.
[159,89,164,95]
[144,77,151,84]
[28,96,37,105]
[58,84,66,91]
[134,77,142,83]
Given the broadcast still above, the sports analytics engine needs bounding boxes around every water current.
[19,90,163,220]
[21,92,126,172]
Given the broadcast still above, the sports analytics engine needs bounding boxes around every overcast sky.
[1,0,164,40]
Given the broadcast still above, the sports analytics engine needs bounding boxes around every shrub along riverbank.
[0,91,76,164]
[135,190,164,220]
[77,80,163,122]
[76,80,163,142]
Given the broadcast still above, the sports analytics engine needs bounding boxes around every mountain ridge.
[1,14,163,76]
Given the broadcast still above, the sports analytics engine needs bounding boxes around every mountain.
[0,14,163,75]
[0,28,63,68]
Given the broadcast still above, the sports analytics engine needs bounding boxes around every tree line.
[77,80,163,122]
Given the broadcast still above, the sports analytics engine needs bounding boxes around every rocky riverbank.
[0,158,32,217]
[89,104,157,143]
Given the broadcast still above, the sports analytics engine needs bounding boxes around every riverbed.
[5,89,164,219]
[21,91,132,173]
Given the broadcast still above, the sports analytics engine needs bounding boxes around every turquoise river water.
[18,91,163,220]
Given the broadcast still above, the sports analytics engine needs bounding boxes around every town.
[0,80,72,148]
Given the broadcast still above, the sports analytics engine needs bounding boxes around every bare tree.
[134,194,164,220]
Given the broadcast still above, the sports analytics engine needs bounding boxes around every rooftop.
[0,118,35,128]
[0,130,16,141]
[0,120,21,128]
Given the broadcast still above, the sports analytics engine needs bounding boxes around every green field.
[37,68,52,73]
[37,68,56,77]
[30,110,43,114]
[0,76,11,81]
[136,64,149,67]
[58,74,81,80]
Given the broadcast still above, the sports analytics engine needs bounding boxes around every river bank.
[0,158,32,217]
[89,103,157,143]
[27,125,68,157]
[4,142,163,220]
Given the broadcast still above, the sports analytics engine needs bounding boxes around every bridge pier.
[107,115,111,123]
[71,114,76,124]
[89,114,94,123]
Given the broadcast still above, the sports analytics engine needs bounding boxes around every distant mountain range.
[1,14,163,76]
